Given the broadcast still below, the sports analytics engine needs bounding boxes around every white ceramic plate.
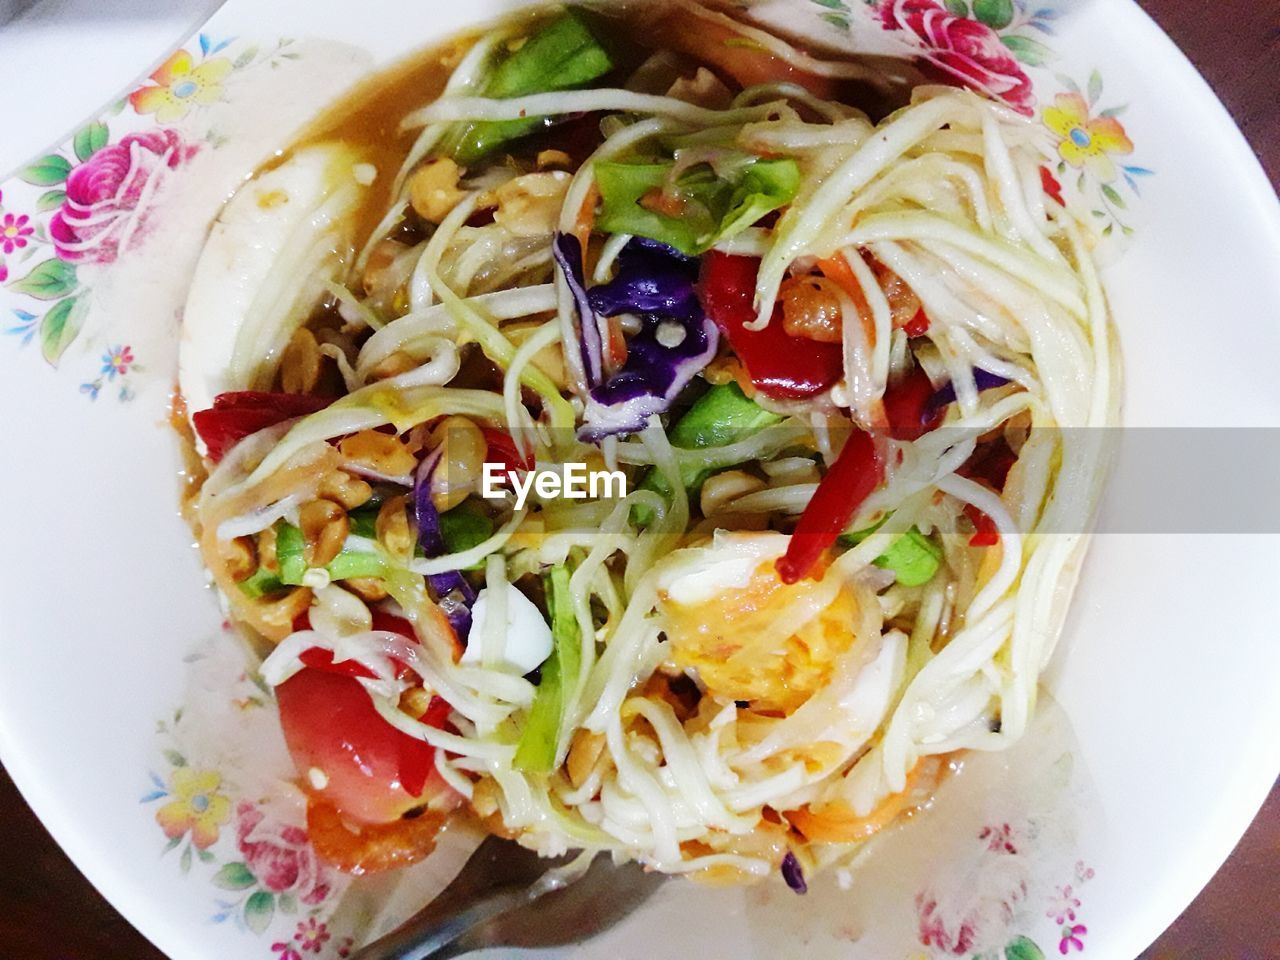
[1,1,1277,958]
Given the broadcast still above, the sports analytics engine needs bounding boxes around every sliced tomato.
[648,9,838,99]
[959,435,1018,493]
[480,427,535,473]
[882,365,943,442]
[276,667,453,825]
[192,391,332,462]
[903,308,930,338]
[700,252,843,400]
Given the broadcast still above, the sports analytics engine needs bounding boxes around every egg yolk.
[659,563,859,714]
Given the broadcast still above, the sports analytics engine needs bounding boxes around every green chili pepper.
[450,10,614,163]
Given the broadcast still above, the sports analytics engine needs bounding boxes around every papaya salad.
[179,1,1119,886]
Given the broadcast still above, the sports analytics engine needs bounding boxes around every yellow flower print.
[1042,92,1134,183]
[129,50,232,124]
[154,768,231,849]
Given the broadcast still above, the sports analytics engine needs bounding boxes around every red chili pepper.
[192,391,333,462]
[398,695,451,798]
[480,427,535,473]
[903,308,930,338]
[776,429,885,584]
[700,252,843,400]
[882,365,943,442]
[1040,166,1065,207]
[964,503,1000,547]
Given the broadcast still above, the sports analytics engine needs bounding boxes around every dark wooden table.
[2,2,1277,958]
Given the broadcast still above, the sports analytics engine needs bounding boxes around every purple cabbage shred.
[781,852,807,894]
[577,238,718,442]
[552,233,604,388]
[927,368,1011,417]
[412,448,475,640]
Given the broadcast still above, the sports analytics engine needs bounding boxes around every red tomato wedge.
[647,10,838,99]
[700,252,843,400]
[276,668,451,825]
[192,391,332,462]
[882,365,943,442]
[480,427,535,473]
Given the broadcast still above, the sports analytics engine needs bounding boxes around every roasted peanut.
[780,276,844,344]
[427,416,486,512]
[257,525,279,573]
[318,470,373,510]
[398,685,434,721]
[565,729,606,789]
[257,587,313,631]
[492,172,570,237]
[343,577,388,602]
[221,536,257,582]
[409,158,467,223]
[338,430,418,478]
[367,350,418,382]
[362,237,406,300]
[280,327,322,394]
[504,322,569,389]
[376,495,415,562]
[667,68,733,109]
[700,470,766,516]
[299,499,348,568]
[535,149,573,171]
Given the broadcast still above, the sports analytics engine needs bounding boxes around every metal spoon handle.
[350,884,535,960]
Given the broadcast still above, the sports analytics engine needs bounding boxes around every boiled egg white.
[179,143,369,433]
[654,530,789,607]
[463,585,554,675]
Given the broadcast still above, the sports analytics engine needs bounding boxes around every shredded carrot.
[786,762,923,844]
[574,182,600,252]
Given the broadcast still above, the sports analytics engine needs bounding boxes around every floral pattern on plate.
[140,633,356,956]
[806,1,1152,239]
[0,32,301,398]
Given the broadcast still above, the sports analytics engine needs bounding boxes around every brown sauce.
[258,2,910,256]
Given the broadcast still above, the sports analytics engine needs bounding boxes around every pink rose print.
[1,212,34,254]
[1059,922,1087,953]
[876,0,1035,116]
[271,944,302,960]
[49,129,195,264]
[234,801,335,907]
